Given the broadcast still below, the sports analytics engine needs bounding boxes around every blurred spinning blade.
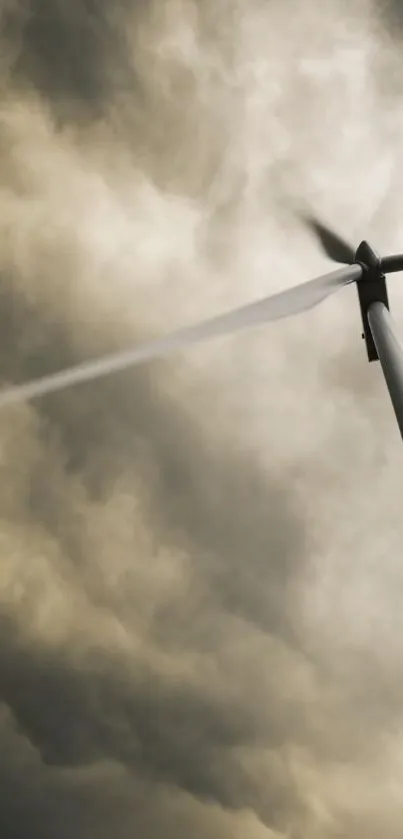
[304,216,356,265]
[0,264,361,408]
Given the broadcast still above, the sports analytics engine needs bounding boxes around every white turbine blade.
[0,264,361,409]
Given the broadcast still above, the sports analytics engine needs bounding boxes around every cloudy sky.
[2,1,403,836]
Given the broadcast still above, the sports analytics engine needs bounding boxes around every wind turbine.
[1,218,403,438]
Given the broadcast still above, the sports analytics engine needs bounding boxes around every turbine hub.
[354,240,381,273]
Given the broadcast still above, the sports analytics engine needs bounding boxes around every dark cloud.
[1,1,403,837]
[383,0,403,25]
[4,0,137,117]
[0,272,308,831]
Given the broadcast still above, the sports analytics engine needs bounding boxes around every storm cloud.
[1,1,403,837]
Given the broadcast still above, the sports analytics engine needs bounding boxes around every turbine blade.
[304,216,356,265]
[0,264,361,409]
